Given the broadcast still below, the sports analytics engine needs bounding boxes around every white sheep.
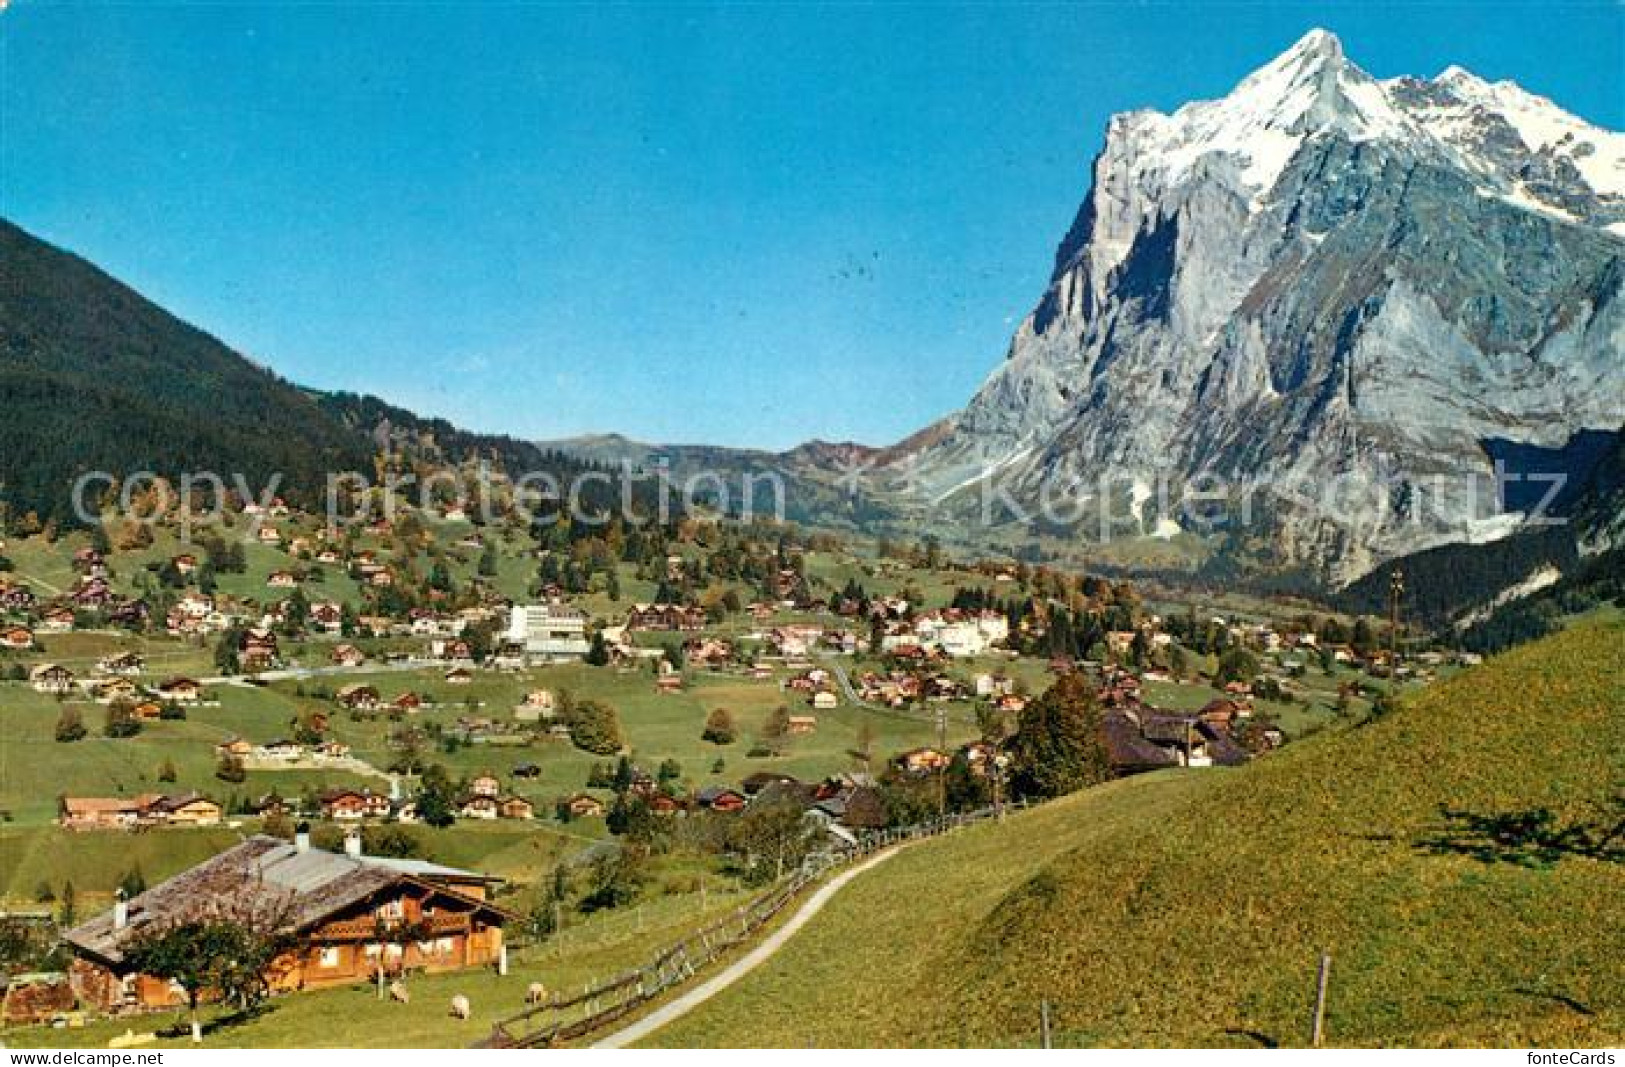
[449,994,471,1020]
[525,982,548,1005]
[389,980,410,1004]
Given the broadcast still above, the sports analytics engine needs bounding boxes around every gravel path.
[590,846,905,1048]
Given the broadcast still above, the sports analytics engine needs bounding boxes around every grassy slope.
[649,617,1625,1048]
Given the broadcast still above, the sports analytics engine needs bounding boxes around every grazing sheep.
[389,980,410,1004]
[449,994,471,1020]
[525,982,548,1005]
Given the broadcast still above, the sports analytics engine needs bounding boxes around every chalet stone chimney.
[294,821,311,853]
[113,888,128,931]
[343,827,363,859]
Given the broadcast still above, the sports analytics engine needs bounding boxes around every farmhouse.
[741,771,800,796]
[96,652,144,677]
[335,684,381,711]
[626,603,706,632]
[155,677,203,704]
[63,833,509,1013]
[93,678,140,704]
[893,748,949,775]
[29,663,75,694]
[39,607,76,633]
[498,796,535,820]
[1,625,35,649]
[319,788,393,821]
[309,601,344,634]
[240,628,279,670]
[513,688,555,722]
[1101,707,1249,774]
[694,786,747,812]
[58,793,222,831]
[331,644,367,668]
[562,794,606,819]
[58,796,153,831]
[150,792,223,827]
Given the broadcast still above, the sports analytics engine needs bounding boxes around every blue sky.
[2,2,1619,449]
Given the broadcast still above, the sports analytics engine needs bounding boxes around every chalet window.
[377,899,405,921]
[318,947,341,968]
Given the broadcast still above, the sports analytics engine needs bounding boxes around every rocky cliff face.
[901,30,1625,584]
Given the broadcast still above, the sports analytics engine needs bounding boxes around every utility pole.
[935,706,948,818]
[991,753,1005,822]
[1311,952,1333,1047]
[1388,568,1405,702]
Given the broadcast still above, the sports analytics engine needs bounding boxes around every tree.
[121,902,296,1042]
[117,866,148,899]
[58,881,76,928]
[1006,671,1111,799]
[579,848,645,912]
[216,753,247,783]
[104,699,143,738]
[944,750,991,812]
[54,706,86,742]
[1168,642,1189,680]
[726,793,816,884]
[528,863,567,940]
[213,626,242,676]
[415,764,459,828]
[701,707,737,745]
[568,699,623,755]
[760,705,792,755]
[1213,647,1260,689]
[584,631,611,667]
[853,721,877,767]
[606,792,659,844]
[157,757,178,783]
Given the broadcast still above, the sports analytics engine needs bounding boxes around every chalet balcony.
[315,913,472,942]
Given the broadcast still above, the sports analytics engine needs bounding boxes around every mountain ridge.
[870,28,1625,584]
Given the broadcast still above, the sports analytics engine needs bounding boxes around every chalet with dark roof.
[63,833,508,1013]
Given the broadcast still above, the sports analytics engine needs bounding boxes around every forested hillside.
[0,220,372,523]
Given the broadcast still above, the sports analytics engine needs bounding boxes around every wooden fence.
[482,802,1020,1048]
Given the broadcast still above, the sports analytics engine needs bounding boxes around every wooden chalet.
[64,834,509,1013]
[562,794,606,819]
[625,603,706,632]
[335,683,381,711]
[318,788,392,821]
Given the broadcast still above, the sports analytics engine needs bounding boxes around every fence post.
[1040,1000,1052,1049]
[1311,952,1332,1047]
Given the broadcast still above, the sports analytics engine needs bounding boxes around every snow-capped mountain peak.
[1113,29,1623,231]
[893,33,1625,586]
